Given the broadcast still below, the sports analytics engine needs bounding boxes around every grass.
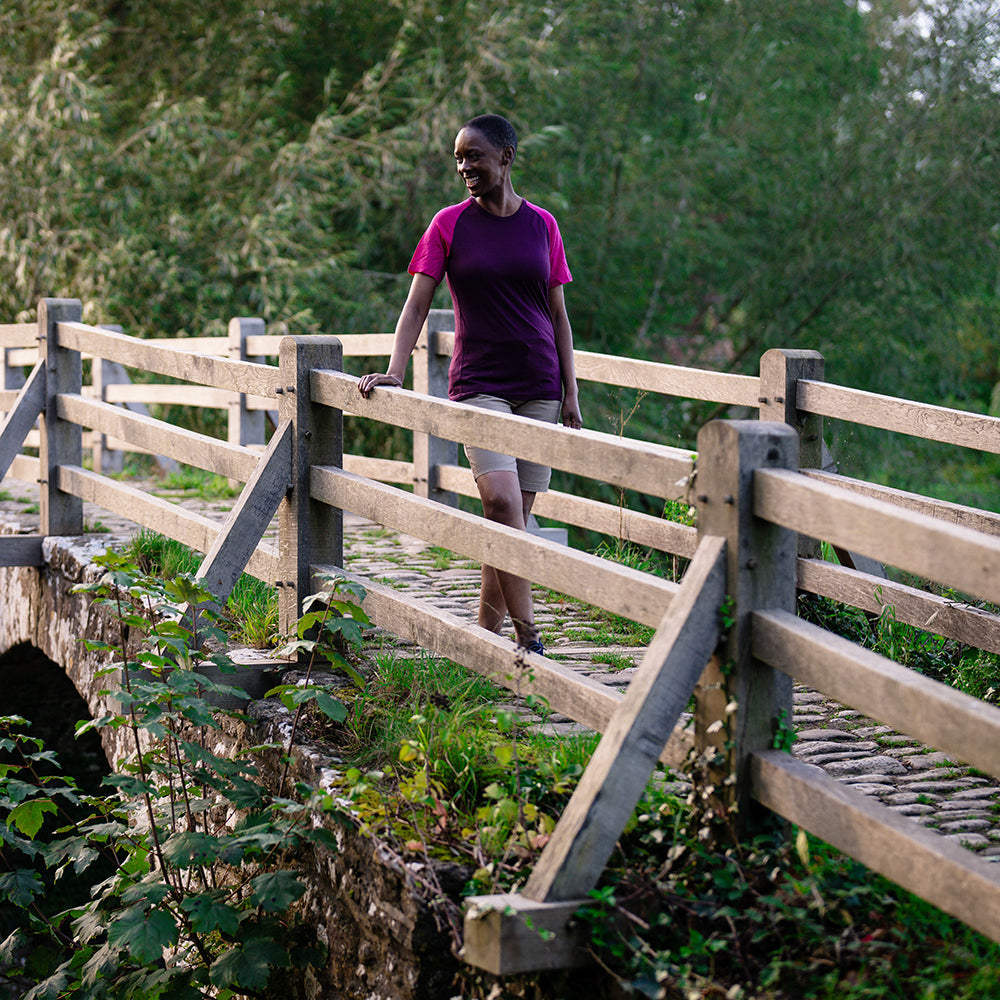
[120,529,277,648]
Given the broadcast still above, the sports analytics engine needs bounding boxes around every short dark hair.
[462,114,518,152]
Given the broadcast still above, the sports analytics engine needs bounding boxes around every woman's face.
[454,127,510,199]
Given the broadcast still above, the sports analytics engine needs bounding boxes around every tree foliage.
[0,0,997,498]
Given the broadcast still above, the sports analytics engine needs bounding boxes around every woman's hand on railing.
[358,372,403,398]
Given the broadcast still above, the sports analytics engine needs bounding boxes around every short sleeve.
[528,202,572,287]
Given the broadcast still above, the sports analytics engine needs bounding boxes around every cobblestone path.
[3,475,999,857]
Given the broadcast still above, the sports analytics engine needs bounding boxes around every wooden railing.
[3,299,1000,973]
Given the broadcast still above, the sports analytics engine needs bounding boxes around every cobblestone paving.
[3,474,1000,856]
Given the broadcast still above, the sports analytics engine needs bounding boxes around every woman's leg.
[476,470,539,647]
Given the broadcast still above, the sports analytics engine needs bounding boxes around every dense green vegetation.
[2,0,998,506]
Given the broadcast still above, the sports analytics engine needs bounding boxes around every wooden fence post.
[412,308,458,506]
[759,347,824,470]
[228,318,267,449]
[693,419,799,831]
[759,349,824,559]
[39,298,83,537]
[277,336,343,635]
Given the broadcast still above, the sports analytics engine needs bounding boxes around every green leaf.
[179,892,241,935]
[0,869,44,907]
[162,831,222,867]
[107,906,179,963]
[210,938,289,990]
[7,798,57,838]
[248,870,306,912]
[494,744,515,767]
[310,688,348,723]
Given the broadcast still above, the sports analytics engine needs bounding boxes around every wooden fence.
[3,299,1000,974]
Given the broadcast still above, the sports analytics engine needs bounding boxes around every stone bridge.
[4,474,1000,996]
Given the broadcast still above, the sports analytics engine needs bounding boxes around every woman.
[358,113,581,654]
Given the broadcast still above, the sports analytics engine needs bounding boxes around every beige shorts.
[462,395,562,493]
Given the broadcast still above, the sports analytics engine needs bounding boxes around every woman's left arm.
[550,284,582,429]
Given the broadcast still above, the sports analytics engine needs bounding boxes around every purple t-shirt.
[408,198,572,401]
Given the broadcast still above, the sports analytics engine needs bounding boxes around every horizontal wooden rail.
[311,466,679,628]
[0,324,36,348]
[574,350,760,406]
[247,333,397,357]
[436,463,699,558]
[752,750,1000,945]
[56,465,277,582]
[432,329,759,406]
[56,395,259,483]
[56,322,277,398]
[803,469,1000,537]
[798,557,1000,655]
[753,608,1000,777]
[342,454,413,485]
[316,371,695,500]
[755,468,1000,606]
[797,380,1000,455]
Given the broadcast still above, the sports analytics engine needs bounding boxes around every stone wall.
[0,527,466,999]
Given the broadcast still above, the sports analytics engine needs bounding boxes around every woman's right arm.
[358,272,439,397]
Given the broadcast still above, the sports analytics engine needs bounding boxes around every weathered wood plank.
[0,362,44,481]
[803,469,1000,537]
[755,468,1000,607]
[56,322,279,398]
[694,421,799,825]
[798,557,1000,655]
[55,394,259,482]
[103,384,237,407]
[56,464,277,582]
[0,324,37,348]
[575,350,760,406]
[797,380,1000,455]
[245,333,396,357]
[316,370,694,500]
[753,608,1000,778]
[5,349,38,367]
[523,535,726,903]
[341,454,413,484]
[436,461,699,557]
[312,466,678,627]
[752,749,1000,945]
[41,299,83,536]
[8,454,38,483]
[277,337,344,632]
[0,534,44,567]
[195,420,291,602]
[462,895,589,975]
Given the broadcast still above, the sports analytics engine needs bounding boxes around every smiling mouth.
[463,174,480,188]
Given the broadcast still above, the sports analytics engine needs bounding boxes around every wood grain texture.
[462,894,589,975]
[311,466,678,627]
[803,469,1000,537]
[752,749,1000,944]
[756,468,1000,606]
[753,609,1000,777]
[797,380,1000,454]
[56,321,278,397]
[315,370,694,499]
[55,394,259,482]
[523,535,726,902]
[798,557,1000,655]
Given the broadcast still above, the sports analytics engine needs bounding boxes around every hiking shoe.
[524,640,545,656]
